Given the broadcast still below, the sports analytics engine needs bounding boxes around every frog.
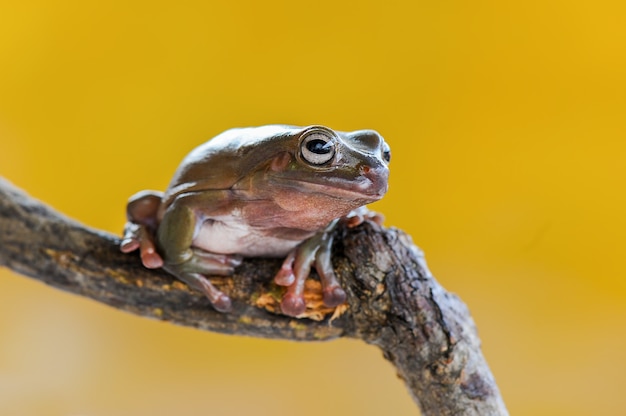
[120,125,390,317]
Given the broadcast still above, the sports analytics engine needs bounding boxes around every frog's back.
[162,125,298,206]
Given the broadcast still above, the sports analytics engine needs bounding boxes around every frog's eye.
[382,143,391,163]
[300,132,336,165]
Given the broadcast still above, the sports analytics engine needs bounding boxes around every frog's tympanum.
[120,125,390,317]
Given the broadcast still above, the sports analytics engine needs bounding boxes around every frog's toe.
[137,228,163,269]
[342,207,385,228]
[225,254,243,268]
[323,285,347,307]
[120,237,140,253]
[212,293,233,313]
[366,211,385,226]
[275,268,295,286]
[140,248,164,269]
[314,241,347,308]
[120,222,141,252]
[171,271,233,313]
[274,251,296,286]
[281,293,306,317]
[120,222,165,269]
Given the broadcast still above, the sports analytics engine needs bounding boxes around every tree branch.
[0,177,508,415]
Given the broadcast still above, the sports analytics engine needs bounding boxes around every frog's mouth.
[274,174,388,202]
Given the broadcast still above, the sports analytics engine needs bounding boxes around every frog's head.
[293,125,389,198]
[256,125,390,221]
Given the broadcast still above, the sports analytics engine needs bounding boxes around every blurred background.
[1,1,624,415]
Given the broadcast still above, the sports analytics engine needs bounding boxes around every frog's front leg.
[275,219,346,317]
[157,193,242,312]
[275,207,384,317]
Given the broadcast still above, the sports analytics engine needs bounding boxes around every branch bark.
[0,177,508,415]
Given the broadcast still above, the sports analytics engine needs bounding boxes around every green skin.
[120,125,390,317]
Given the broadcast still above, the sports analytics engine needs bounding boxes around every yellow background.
[1,1,624,415]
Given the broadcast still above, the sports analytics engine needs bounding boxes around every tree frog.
[120,125,390,317]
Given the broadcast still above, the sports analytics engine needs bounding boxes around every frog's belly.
[192,220,303,258]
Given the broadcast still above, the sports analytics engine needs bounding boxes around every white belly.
[192,219,303,257]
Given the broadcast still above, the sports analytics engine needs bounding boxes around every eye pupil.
[306,139,332,154]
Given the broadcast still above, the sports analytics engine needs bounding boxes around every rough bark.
[0,177,508,415]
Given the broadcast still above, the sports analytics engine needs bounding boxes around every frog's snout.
[360,164,389,198]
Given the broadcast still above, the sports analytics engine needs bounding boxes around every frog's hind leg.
[164,247,243,313]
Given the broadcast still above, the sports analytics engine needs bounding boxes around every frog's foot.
[275,221,346,317]
[179,272,233,312]
[342,206,385,228]
[120,222,163,269]
[120,190,165,269]
[164,249,243,313]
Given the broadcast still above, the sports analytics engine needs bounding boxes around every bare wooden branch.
[0,177,507,415]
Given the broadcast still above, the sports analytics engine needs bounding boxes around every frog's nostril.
[361,165,371,174]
